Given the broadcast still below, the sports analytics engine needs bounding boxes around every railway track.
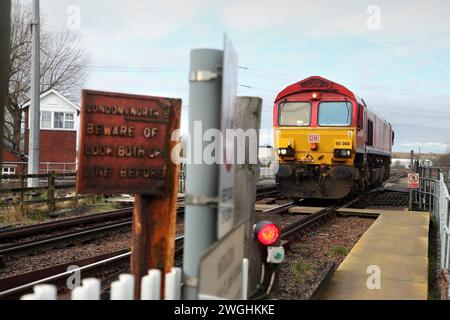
[0,209,183,257]
[0,236,185,300]
[0,185,277,257]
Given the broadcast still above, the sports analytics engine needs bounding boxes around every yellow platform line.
[322,209,430,300]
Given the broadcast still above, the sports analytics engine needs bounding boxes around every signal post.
[77,90,181,298]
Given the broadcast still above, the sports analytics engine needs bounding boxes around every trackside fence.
[0,173,80,210]
[415,166,450,295]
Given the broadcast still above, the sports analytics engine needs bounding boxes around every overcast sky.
[35,0,450,153]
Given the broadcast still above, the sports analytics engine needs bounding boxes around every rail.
[1,162,77,175]
[414,166,450,281]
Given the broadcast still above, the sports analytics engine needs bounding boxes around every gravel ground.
[279,216,375,300]
[1,230,132,279]
[1,218,185,280]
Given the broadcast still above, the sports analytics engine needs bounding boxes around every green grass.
[331,245,349,257]
[290,261,316,284]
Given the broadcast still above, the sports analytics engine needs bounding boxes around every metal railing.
[1,161,77,175]
[415,166,450,273]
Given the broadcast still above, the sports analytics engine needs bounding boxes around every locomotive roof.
[275,76,356,102]
[275,76,391,127]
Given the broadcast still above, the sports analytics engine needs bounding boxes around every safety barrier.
[20,268,182,300]
[416,167,450,276]
[18,257,250,300]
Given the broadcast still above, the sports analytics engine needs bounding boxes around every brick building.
[20,88,80,174]
[1,142,27,175]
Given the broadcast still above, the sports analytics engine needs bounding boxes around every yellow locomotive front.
[274,77,364,199]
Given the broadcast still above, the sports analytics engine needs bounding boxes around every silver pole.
[28,0,40,187]
[183,49,223,300]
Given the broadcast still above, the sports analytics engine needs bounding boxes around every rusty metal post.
[131,102,181,299]
[0,1,11,169]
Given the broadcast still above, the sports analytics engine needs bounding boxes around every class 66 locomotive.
[274,76,394,200]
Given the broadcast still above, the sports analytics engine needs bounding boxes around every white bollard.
[21,285,57,300]
[34,285,57,300]
[111,274,135,300]
[242,258,249,300]
[165,268,182,300]
[174,268,182,300]
[71,278,101,300]
[141,270,162,300]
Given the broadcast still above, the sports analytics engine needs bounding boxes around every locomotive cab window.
[279,102,311,126]
[318,102,353,127]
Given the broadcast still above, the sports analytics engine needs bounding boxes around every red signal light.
[254,221,280,246]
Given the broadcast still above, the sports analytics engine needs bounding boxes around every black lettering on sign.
[77,90,181,195]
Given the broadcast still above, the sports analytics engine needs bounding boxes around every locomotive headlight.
[334,149,352,158]
[278,147,295,158]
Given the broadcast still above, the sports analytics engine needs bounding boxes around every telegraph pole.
[0,0,11,168]
[28,0,41,187]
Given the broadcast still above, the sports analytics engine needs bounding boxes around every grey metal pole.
[409,150,414,211]
[28,0,40,187]
[0,1,11,168]
[183,49,223,300]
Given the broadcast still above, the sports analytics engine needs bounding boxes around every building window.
[41,111,52,129]
[54,112,75,129]
[1,167,16,175]
[65,113,75,129]
[54,112,65,129]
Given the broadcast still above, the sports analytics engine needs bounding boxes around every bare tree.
[5,0,90,150]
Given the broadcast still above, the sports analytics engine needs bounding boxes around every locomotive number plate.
[334,139,353,148]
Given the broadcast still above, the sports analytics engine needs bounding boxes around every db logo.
[308,134,320,143]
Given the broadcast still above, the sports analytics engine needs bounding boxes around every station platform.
[322,209,430,300]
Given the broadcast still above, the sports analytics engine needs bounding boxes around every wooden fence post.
[19,175,25,212]
[48,174,55,212]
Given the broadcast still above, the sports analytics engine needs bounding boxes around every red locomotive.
[273,76,394,199]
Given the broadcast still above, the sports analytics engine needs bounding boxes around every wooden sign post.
[77,90,181,299]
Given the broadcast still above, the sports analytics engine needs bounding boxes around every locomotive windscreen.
[318,102,352,126]
[279,102,311,126]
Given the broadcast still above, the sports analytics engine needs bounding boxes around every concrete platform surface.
[322,209,430,300]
